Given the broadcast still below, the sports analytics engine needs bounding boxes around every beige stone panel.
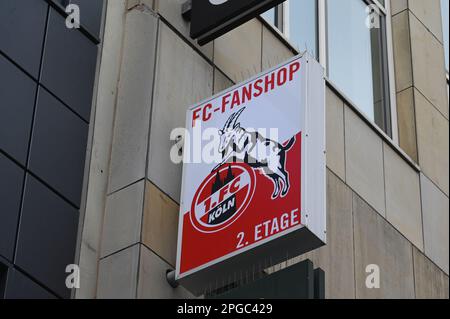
[127,0,153,10]
[383,143,423,251]
[142,181,179,267]
[214,19,262,83]
[415,90,449,195]
[326,88,346,181]
[392,10,413,92]
[410,13,448,119]
[261,26,295,71]
[413,247,449,299]
[396,87,418,162]
[97,245,140,299]
[101,181,145,258]
[353,194,415,299]
[344,107,386,217]
[391,0,408,15]
[137,245,194,299]
[271,170,355,298]
[76,0,128,299]
[420,174,449,274]
[408,0,444,43]
[108,9,158,193]
[214,68,234,94]
[311,170,355,299]
[148,22,213,202]
[153,0,213,59]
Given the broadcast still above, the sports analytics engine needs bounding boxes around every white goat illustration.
[213,108,296,199]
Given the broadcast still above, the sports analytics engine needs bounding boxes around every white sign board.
[176,54,326,295]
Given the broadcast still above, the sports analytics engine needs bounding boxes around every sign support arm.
[166,270,180,289]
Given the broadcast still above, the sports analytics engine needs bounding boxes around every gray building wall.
[74,0,448,299]
[0,0,104,299]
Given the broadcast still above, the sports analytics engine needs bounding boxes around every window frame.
[261,0,399,144]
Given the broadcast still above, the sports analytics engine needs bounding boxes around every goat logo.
[214,107,296,199]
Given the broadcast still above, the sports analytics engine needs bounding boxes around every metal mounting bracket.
[166,270,179,289]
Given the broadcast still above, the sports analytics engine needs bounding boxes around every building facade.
[1,0,449,299]
[0,0,104,298]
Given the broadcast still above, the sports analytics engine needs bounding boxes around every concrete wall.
[85,0,449,299]
[391,0,449,274]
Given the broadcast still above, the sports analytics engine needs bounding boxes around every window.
[261,0,394,137]
[326,0,391,135]
[287,0,318,58]
[262,1,319,60]
[261,7,277,26]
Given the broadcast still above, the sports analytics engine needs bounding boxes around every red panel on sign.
[180,133,302,275]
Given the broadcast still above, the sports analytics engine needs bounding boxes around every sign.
[176,55,326,296]
[211,260,325,299]
[190,0,286,45]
